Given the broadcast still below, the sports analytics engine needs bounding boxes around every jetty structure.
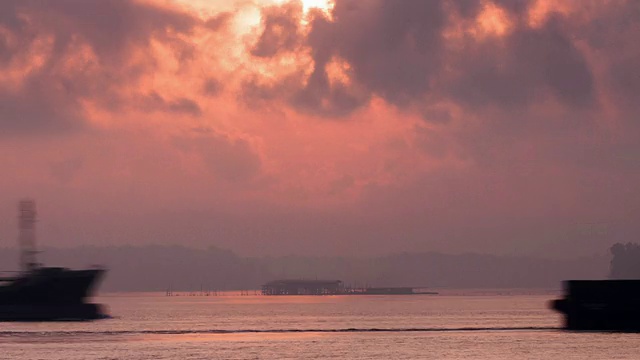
[551,280,640,331]
[0,200,108,321]
[261,279,437,296]
[262,279,344,295]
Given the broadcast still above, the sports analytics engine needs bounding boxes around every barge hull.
[551,280,640,332]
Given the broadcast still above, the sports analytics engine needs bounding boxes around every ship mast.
[18,199,38,271]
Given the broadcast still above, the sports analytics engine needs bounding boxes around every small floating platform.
[261,280,437,296]
[350,287,437,295]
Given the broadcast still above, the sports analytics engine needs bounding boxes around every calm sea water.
[1,289,638,359]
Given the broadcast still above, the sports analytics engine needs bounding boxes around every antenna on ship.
[18,199,38,272]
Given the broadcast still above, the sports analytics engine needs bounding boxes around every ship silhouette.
[0,200,107,321]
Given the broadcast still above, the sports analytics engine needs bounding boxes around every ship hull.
[0,303,107,321]
[0,267,108,321]
[551,280,640,332]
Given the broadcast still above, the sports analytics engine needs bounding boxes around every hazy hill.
[0,246,609,292]
[256,252,608,289]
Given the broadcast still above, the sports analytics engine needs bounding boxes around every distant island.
[0,245,608,292]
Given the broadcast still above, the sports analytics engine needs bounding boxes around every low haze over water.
[2,290,639,359]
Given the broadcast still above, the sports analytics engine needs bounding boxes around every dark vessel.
[0,200,108,321]
[551,280,640,331]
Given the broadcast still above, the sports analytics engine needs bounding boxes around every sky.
[0,0,638,257]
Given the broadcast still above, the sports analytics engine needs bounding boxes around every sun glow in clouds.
[476,2,512,37]
[271,0,334,16]
[299,0,333,14]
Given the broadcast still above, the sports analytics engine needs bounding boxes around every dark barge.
[0,200,108,321]
[0,267,107,321]
[551,280,640,331]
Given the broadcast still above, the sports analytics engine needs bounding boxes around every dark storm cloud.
[243,1,369,117]
[6,0,196,63]
[246,0,449,116]
[140,92,202,117]
[309,0,447,115]
[447,15,594,110]
[579,2,640,109]
[0,0,199,136]
[205,12,234,32]
[251,2,303,58]
[290,69,370,117]
[310,0,446,106]
[246,0,611,117]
